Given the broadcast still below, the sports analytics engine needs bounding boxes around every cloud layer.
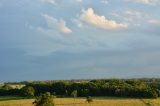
[129,0,158,5]
[0,0,160,81]
[148,19,160,25]
[79,8,128,29]
[41,0,55,4]
[42,14,72,34]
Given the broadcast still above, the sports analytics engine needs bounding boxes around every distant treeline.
[0,79,160,98]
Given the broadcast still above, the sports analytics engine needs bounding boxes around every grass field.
[0,96,25,101]
[0,97,160,106]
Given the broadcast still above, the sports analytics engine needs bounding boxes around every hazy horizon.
[0,0,160,82]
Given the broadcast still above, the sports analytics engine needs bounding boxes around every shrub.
[33,92,56,106]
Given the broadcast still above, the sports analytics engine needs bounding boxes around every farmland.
[0,79,160,106]
[0,97,160,106]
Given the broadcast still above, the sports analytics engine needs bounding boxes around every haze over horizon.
[0,0,160,82]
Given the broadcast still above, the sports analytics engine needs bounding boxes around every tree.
[51,82,67,95]
[86,96,93,103]
[22,86,35,98]
[71,90,78,98]
[33,92,56,106]
[1,84,13,90]
[71,90,78,104]
[81,89,89,97]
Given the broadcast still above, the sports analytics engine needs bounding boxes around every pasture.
[0,97,160,106]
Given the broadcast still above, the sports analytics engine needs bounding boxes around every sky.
[0,0,160,82]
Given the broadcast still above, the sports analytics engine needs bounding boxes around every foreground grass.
[0,97,160,106]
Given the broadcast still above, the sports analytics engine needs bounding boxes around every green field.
[0,96,25,101]
[0,97,160,106]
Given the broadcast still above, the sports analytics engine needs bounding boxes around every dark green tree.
[51,82,67,95]
[81,89,89,97]
[33,92,56,106]
[22,86,35,98]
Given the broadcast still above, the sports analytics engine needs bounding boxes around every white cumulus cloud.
[42,14,72,34]
[78,8,128,29]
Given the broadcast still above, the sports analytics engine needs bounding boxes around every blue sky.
[0,0,160,81]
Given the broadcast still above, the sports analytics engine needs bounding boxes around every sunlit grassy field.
[0,97,160,106]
